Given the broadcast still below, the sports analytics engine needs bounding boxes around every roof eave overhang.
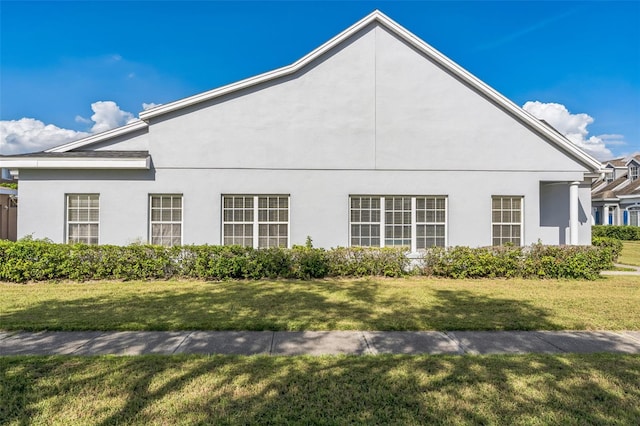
[1,156,151,171]
[587,170,609,179]
[593,197,620,202]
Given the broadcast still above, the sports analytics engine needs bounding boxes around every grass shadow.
[0,279,566,331]
[2,354,639,424]
[1,279,565,331]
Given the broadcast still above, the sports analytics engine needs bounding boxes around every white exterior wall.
[14,24,593,247]
[19,168,585,247]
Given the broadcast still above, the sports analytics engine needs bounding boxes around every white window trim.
[66,193,100,245]
[491,195,524,246]
[349,195,448,251]
[148,194,183,246]
[222,194,291,248]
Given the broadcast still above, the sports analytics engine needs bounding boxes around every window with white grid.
[222,195,289,248]
[385,196,412,247]
[350,196,381,247]
[67,194,99,244]
[149,195,182,246]
[349,195,447,250]
[492,196,523,246]
[223,195,254,247]
[416,197,447,248]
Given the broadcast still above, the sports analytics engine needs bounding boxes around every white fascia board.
[0,157,150,170]
[617,194,640,200]
[138,10,603,173]
[45,120,148,153]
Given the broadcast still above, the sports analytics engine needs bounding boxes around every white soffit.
[0,156,150,170]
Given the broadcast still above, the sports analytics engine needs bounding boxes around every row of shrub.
[592,236,624,259]
[0,240,617,282]
[592,225,640,241]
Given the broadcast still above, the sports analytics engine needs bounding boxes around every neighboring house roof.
[604,154,640,168]
[1,10,603,174]
[606,158,627,168]
[593,174,629,199]
[616,178,640,197]
[592,155,640,201]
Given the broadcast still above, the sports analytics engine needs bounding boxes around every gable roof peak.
[36,11,604,173]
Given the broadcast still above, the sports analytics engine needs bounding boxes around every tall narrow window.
[492,196,523,246]
[67,194,99,244]
[385,196,412,247]
[150,195,182,246]
[416,197,447,249]
[350,196,381,247]
[222,195,289,248]
[258,195,289,248]
[223,195,254,246]
[630,166,639,181]
[349,195,447,250]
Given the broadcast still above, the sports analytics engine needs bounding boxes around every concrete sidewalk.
[601,263,640,276]
[1,330,639,356]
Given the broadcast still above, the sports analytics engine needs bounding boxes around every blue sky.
[1,0,638,159]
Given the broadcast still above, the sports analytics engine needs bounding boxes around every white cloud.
[74,115,91,124]
[86,101,136,133]
[523,101,616,160]
[0,118,89,155]
[1,101,135,155]
[142,102,160,110]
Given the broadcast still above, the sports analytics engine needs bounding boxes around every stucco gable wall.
[86,24,590,173]
[148,25,378,170]
[373,27,587,172]
[85,127,149,152]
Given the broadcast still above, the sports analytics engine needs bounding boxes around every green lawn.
[619,241,640,266]
[2,354,639,425]
[2,277,639,331]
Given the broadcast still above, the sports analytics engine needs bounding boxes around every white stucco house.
[0,11,605,250]
[592,155,640,226]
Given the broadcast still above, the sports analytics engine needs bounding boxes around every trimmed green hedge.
[592,225,640,241]
[0,240,615,283]
[592,237,623,260]
[421,244,615,280]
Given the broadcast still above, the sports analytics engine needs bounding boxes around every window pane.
[491,196,523,246]
[67,195,99,244]
[149,195,182,246]
[225,195,288,248]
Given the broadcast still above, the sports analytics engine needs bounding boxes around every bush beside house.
[0,240,616,283]
[592,225,640,241]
